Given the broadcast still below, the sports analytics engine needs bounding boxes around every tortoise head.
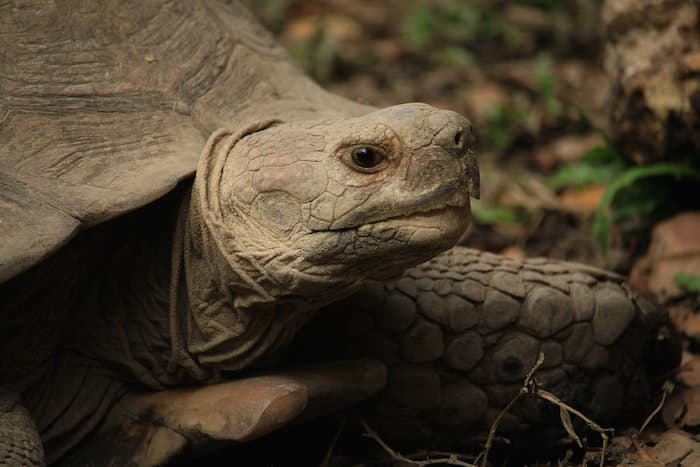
[193,103,479,307]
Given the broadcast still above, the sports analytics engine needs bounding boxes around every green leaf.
[471,199,520,225]
[548,162,623,189]
[593,163,700,254]
[404,4,437,48]
[536,54,562,117]
[676,274,700,294]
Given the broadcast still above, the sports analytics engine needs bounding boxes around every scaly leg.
[0,389,44,466]
[301,246,679,446]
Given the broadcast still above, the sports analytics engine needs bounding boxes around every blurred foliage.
[403,1,524,51]
[550,137,700,255]
[287,21,338,85]
[483,104,528,152]
[549,136,623,189]
[592,163,700,255]
[676,273,700,294]
[536,54,563,119]
[471,199,522,225]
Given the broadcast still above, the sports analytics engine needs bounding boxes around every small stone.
[415,277,433,291]
[570,283,595,322]
[386,365,441,411]
[480,289,520,331]
[519,287,573,338]
[447,295,478,332]
[491,333,540,383]
[401,318,444,362]
[377,292,417,333]
[491,271,526,298]
[593,285,636,345]
[444,332,484,371]
[563,323,594,363]
[432,379,487,427]
[417,291,448,325]
[540,341,563,369]
[396,277,418,298]
[452,278,485,302]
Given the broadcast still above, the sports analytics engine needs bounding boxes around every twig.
[534,389,612,467]
[319,416,346,467]
[481,352,545,467]
[637,381,674,436]
[360,418,476,467]
[481,352,613,467]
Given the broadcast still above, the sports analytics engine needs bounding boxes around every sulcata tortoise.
[0,1,675,465]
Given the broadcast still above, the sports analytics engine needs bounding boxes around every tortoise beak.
[466,149,480,199]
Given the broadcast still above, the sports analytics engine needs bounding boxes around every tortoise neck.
[166,187,315,378]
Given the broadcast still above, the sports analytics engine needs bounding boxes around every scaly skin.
[301,246,676,446]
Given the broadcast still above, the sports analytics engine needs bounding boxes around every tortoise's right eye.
[345,146,387,173]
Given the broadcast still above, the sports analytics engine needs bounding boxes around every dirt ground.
[224,1,700,465]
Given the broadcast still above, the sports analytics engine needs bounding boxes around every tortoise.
[0,1,676,465]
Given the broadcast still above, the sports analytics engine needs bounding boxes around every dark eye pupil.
[352,147,382,168]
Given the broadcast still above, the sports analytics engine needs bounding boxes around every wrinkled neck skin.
[167,187,366,380]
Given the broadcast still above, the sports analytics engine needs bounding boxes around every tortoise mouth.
[319,180,470,233]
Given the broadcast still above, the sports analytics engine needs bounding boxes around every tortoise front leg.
[302,246,679,446]
[0,388,44,466]
[58,359,385,466]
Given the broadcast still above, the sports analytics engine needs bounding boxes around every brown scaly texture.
[300,246,672,446]
[0,390,43,467]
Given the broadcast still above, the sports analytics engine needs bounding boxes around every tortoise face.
[201,103,479,284]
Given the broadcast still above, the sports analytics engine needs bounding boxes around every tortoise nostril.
[454,130,463,148]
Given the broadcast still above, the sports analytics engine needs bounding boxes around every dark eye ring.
[351,146,385,170]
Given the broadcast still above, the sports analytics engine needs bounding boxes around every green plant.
[676,273,700,294]
[549,137,624,189]
[484,104,528,152]
[593,163,700,254]
[471,199,522,225]
[402,1,524,56]
[536,53,563,118]
[288,20,338,85]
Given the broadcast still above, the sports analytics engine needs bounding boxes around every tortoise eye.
[350,146,385,171]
